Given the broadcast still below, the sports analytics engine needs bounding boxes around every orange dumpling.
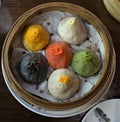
[45,41,73,69]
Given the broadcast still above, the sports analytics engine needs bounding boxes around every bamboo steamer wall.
[2,2,116,111]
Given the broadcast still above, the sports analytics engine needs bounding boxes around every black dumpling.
[19,52,49,84]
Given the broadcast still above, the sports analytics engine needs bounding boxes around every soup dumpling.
[48,68,80,99]
[58,17,87,45]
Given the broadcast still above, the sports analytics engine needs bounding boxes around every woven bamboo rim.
[103,0,120,22]
[2,2,116,110]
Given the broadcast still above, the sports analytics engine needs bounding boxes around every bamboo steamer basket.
[103,0,120,22]
[1,2,116,111]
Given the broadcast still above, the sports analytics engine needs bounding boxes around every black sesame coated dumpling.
[19,52,49,84]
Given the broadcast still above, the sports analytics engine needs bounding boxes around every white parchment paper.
[11,11,105,102]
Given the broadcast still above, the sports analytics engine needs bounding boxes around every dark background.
[0,0,120,122]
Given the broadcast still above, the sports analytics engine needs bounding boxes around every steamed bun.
[45,41,73,69]
[58,17,87,45]
[23,24,50,52]
[48,68,80,99]
[19,52,49,84]
[71,50,101,77]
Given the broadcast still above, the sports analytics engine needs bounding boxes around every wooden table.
[0,0,120,122]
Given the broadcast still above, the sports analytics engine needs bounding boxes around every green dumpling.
[71,50,101,77]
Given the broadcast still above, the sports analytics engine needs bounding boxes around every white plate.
[82,99,120,122]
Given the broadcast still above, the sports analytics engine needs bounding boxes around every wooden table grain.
[0,0,120,122]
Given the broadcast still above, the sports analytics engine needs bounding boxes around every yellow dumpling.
[23,24,50,52]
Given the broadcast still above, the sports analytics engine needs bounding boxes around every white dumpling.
[58,17,87,45]
[48,68,80,100]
